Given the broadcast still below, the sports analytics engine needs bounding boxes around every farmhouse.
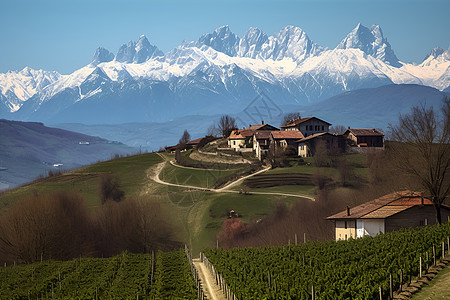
[327,191,450,241]
[228,122,279,151]
[343,128,384,148]
[270,131,304,150]
[296,132,345,158]
[281,117,331,137]
[253,131,272,159]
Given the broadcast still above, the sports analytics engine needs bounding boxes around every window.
[345,234,347,240]
[309,125,313,130]
[344,221,347,229]
[322,126,324,131]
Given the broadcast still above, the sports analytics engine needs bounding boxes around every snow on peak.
[196,25,240,56]
[423,47,449,61]
[336,23,401,67]
[237,27,269,58]
[258,25,324,62]
[91,47,114,66]
[115,36,163,64]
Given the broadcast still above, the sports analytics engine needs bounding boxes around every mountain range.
[0,23,448,125]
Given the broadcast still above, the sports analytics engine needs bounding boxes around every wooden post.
[311,285,314,300]
[426,251,429,270]
[399,269,403,292]
[442,241,445,260]
[419,256,422,278]
[379,286,382,300]
[151,251,154,286]
[433,245,436,265]
[267,271,271,289]
[304,233,306,243]
[217,240,219,249]
[389,274,393,299]
[295,234,298,245]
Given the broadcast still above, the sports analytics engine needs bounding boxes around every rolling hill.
[0,119,134,189]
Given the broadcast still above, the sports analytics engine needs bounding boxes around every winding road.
[152,153,315,200]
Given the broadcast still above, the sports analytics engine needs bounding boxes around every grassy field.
[412,265,450,300]
[159,163,235,189]
[0,153,163,210]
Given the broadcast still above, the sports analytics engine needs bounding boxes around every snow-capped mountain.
[0,24,448,124]
[336,23,400,67]
[0,67,61,112]
[115,35,163,63]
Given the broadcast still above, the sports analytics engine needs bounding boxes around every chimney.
[261,120,264,124]
[421,195,424,205]
[346,206,350,216]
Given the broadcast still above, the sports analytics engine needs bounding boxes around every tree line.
[0,176,177,265]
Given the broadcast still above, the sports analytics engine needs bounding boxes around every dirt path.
[152,153,314,200]
[193,258,226,300]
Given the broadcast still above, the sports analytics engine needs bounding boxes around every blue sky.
[0,0,448,74]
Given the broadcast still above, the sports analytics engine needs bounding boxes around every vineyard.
[0,249,198,299]
[204,222,450,299]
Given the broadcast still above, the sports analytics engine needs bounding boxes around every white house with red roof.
[327,191,450,241]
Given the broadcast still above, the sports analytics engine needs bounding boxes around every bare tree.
[281,112,301,126]
[217,115,237,137]
[389,98,449,224]
[207,124,220,137]
[179,129,191,145]
[313,140,329,167]
[330,124,347,135]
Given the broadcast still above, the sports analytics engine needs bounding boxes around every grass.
[159,163,236,189]
[412,265,450,300]
[0,153,163,211]
[188,192,304,255]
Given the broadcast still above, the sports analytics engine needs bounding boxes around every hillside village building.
[296,132,345,158]
[281,117,331,137]
[327,191,450,241]
[226,116,385,159]
[343,128,384,148]
[228,123,279,151]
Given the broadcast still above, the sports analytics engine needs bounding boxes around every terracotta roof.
[246,123,279,131]
[228,129,254,139]
[346,128,384,136]
[281,117,331,128]
[327,191,435,220]
[271,131,304,140]
[254,131,272,139]
[186,137,203,145]
[296,132,332,143]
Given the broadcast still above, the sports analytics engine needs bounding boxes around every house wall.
[356,219,385,238]
[228,139,246,150]
[385,206,450,232]
[298,143,310,157]
[298,120,330,137]
[335,220,357,241]
[356,135,384,147]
